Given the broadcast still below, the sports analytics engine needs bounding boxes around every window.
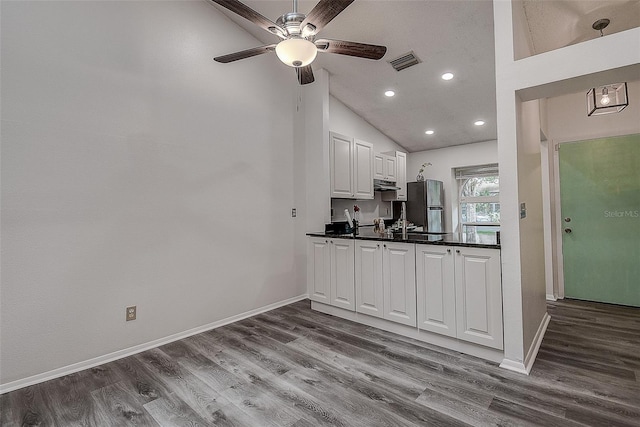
[456,164,500,242]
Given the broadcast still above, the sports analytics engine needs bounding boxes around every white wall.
[329,96,405,154]
[0,1,303,387]
[494,0,640,373]
[516,99,547,356]
[547,80,640,143]
[407,140,498,233]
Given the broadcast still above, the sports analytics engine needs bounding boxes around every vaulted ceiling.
[209,0,639,152]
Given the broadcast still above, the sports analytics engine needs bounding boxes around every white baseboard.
[546,293,557,301]
[0,294,309,395]
[499,358,529,374]
[311,301,504,364]
[500,311,551,375]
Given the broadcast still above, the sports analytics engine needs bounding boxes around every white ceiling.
[522,0,640,55]
[209,0,639,153]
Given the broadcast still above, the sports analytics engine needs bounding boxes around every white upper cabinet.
[330,132,373,199]
[353,139,374,199]
[382,151,407,201]
[374,153,396,181]
[330,132,354,198]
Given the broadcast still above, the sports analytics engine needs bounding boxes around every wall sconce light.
[587,82,629,116]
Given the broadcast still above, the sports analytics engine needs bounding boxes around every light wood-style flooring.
[2,298,639,426]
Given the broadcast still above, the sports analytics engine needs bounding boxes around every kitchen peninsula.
[306,228,503,363]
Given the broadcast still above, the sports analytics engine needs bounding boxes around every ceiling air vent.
[388,51,421,71]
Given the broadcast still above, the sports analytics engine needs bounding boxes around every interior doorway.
[558,134,640,307]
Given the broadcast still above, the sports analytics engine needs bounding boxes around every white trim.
[0,294,309,394]
[500,311,551,375]
[546,294,557,301]
[499,358,528,374]
[312,301,504,364]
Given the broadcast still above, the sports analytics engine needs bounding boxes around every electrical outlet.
[291,208,297,217]
[126,306,137,321]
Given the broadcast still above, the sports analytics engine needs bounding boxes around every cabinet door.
[330,132,353,198]
[383,242,416,326]
[374,154,385,180]
[396,152,407,201]
[353,140,374,200]
[355,240,384,318]
[454,247,503,349]
[384,155,397,181]
[330,239,355,311]
[416,245,456,337]
[307,237,331,304]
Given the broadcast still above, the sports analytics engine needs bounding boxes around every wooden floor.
[2,299,639,427]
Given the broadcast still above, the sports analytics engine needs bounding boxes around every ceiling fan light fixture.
[276,38,317,67]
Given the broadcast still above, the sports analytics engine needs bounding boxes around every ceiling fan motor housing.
[277,12,306,36]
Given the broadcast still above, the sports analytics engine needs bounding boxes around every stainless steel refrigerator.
[406,180,445,233]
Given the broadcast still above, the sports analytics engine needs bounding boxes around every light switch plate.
[520,203,527,219]
[126,306,137,321]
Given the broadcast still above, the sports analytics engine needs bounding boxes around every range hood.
[374,179,401,191]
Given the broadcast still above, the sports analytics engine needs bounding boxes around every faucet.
[401,202,407,239]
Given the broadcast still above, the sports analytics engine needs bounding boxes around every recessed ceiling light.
[385,90,395,97]
[441,72,454,81]
[425,130,435,135]
[474,120,485,126]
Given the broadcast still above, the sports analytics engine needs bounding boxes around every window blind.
[455,163,499,179]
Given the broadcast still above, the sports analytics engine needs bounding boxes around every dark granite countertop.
[307,228,500,249]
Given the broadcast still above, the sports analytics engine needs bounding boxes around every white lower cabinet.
[416,244,503,349]
[416,245,456,337]
[454,246,503,349]
[307,237,355,311]
[356,241,416,326]
[354,240,384,318]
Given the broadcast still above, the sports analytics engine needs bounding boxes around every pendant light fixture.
[587,82,629,116]
[586,20,629,116]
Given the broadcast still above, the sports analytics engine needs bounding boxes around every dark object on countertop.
[325,221,352,235]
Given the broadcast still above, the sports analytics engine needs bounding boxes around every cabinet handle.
[325,240,328,243]
[456,249,460,254]
[447,249,451,254]
[384,244,387,248]
[377,244,380,248]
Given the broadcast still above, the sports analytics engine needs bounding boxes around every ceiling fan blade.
[300,0,354,35]
[214,44,276,63]
[297,66,315,85]
[315,39,387,60]
[210,0,286,38]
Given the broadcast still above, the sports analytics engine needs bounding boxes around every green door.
[559,134,640,307]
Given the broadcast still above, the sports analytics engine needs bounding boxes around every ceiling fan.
[211,0,387,85]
